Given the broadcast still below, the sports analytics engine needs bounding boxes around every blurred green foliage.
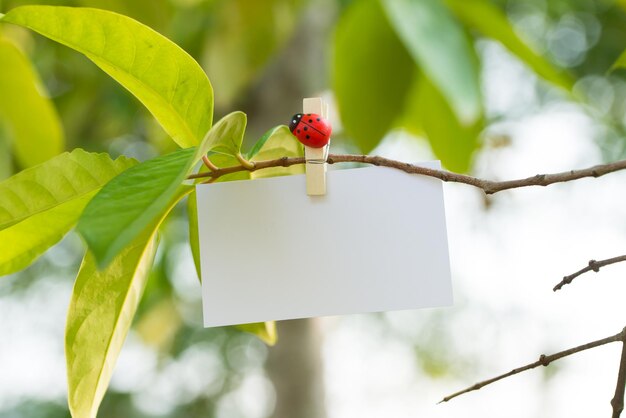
[0,38,63,167]
[4,0,623,171]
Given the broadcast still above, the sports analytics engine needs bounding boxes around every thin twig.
[554,255,626,292]
[187,154,626,195]
[439,328,626,404]
[188,156,304,180]
[612,329,626,418]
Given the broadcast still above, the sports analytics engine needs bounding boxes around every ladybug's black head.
[289,113,302,133]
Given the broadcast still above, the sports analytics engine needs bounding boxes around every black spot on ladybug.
[317,118,320,121]
[304,127,308,131]
[306,113,311,116]
[306,135,310,139]
[308,119,313,123]
[297,129,300,133]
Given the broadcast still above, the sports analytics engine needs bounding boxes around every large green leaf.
[66,233,158,418]
[0,123,13,180]
[0,149,136,231]
[77,148,194,269]
[381,0,482,124]
[78,112,246,268]
[1,5,213,148]
[0,195,92,276]
[445,0,573,90]
[405,76,481,172]
[67,185,190,418]
[75,0,173,32]
[332,0,415,152]
[0,150,135,276]
[0,38,64,168]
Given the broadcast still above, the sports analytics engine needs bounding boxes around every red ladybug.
[289,113,332,148]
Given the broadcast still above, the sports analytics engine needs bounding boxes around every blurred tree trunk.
[266,319,326,418]
[245,5,336,417]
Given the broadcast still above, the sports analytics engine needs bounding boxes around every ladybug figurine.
[289,113,332,148]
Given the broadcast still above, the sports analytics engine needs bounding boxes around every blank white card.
[196,162,452,327]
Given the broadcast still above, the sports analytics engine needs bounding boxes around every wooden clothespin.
[303,97,330,196]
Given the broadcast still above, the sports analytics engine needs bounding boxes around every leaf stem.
[236,153,256,170]
[201,155,218,172]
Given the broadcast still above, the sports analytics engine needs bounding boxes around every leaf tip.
[262,322,278,346]
[76,226,111,271]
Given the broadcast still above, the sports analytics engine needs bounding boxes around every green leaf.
[1,5,213,148]
[445,0,573,90]
[201,110,247,157]
[332,0,415,152]
[66,185,189,418]
[66,234,158,418]
[249,125,303,179]
[77,148,194,268]
[0,194,91,276]
[0,124,14,180]
[247,125,296,159]
[0,149,136,231]
[0,150,135,276]
[381,0,482,124]
[235,322,277,346]
[405,76,481,172]
[78,112,245,268]
[75,0,173,32]
[0,38,64,167]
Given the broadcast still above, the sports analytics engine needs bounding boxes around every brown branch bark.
[612,330,626,418]
[439,327,626,404]
[553,255,626,291]
[187,154,626,195]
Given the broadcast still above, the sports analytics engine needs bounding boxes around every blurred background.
[2,0,626,417]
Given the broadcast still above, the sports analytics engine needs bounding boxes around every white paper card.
[197,162,452,327]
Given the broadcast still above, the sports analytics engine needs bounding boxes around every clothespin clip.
[289,97,332,196]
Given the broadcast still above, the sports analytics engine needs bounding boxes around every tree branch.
[553,255,626,292]
[439,327,626,404]
[187,154,626,195]
[612,332,626,418]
